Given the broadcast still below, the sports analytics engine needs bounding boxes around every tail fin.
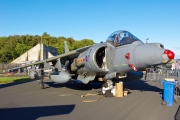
[64,41,69,53]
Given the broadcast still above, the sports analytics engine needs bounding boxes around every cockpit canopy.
[106,30,141,46]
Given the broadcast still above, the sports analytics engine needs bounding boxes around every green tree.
[15,43,32,55]
[0,32,95,63]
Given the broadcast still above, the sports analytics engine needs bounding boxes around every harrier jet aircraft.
[13,30,175,88]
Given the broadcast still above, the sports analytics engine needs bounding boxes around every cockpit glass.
[106,30,141,46]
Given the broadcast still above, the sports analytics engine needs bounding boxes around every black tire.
[40,82,44,89]
[161,100,167,105]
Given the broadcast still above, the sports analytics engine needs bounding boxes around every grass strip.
[0,76,30,84]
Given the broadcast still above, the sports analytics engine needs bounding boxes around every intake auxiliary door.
[106,43,115,72]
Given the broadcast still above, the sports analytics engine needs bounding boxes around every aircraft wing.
[17,45,92,68]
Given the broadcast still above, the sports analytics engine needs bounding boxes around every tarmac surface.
[0,78,180,120]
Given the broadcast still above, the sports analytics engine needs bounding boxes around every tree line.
[0,32,95,63]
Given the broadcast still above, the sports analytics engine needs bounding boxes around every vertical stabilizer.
[64,41,69,53]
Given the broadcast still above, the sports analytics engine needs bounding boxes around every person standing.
[175,61,180,77]
[171,62,175,76]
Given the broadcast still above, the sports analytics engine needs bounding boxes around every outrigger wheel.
[39,82,44,89]
[40,68,45,89]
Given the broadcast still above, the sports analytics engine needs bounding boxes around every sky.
[0,0,180,58]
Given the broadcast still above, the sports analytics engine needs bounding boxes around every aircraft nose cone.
[163,50,175,60]
[133,43,175,69]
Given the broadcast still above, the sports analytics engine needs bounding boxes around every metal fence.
[0,63,21,73]
[143,68,180,83]
[143,68,180,102]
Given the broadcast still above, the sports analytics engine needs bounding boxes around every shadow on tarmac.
[0,79,36,89]
[43,81,103,91]
[0,77,162,93]
[124,79,162,92]
[44,79,162,93]
[0,104,75,120]
[174,105,180,120]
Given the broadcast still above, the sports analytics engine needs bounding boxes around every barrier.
[143,68,180,82]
